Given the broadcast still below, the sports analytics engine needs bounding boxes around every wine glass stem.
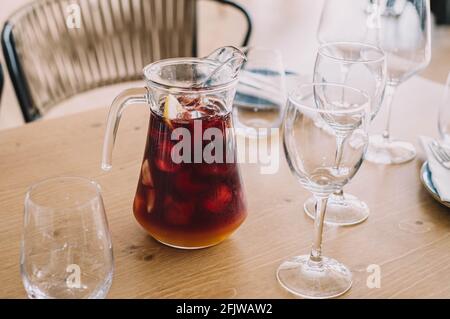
[364,0,381,44]
[332,136,346,198]
[381,84,397,141]
[310,195,329,263]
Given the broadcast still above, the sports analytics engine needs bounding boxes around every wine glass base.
[277,255,352,299]
[365,135,416,164]
[304,193,369,226]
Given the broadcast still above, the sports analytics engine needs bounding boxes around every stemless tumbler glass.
[278,83,370,298]
[21,177,114,299]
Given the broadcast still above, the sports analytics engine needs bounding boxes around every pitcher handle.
[101,87,149,171]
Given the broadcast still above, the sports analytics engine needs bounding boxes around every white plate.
[420,161,450,208]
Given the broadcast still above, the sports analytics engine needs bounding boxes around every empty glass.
[438,72,450,147]
[278,83,370,298]
[365,0,432,164]
[317,0,432,165]
[233,47,287,136]
[317,0,381,45]
[304,42,386,226]
[21,177,114,299]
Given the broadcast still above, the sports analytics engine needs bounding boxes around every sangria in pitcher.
[102,47,248,249]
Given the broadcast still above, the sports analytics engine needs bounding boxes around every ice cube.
[175,171,207,194]
[141,159,153,187]
[146,189,155,213]
[198,163,229,176]
[179,109,202,120]
[164,196,194,225]
[178,96,201,108]
[155,158,181,173]
[203,184,233,214]
[155,141,181,173]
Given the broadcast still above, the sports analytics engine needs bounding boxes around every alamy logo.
[66,4,81,29]
[366,264,381,289]
[170,123,280,175]
[66,264,81,288]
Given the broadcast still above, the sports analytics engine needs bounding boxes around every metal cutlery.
[429,140,450,169]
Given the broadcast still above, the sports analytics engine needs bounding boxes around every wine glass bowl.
[317,0,381,45]
[21,177,114,299]
[378,0,432,85]
[284,84,370,195]
[314,42,387,119]
[278,83,370,299]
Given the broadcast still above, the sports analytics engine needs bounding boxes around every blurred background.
[0,0,449,130]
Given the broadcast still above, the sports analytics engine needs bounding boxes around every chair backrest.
[2,0,251,122]
[0,63,3,102]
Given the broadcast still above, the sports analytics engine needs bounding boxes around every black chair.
[2,0,252,122]
[432,0,450,25]
[0,63,3,103]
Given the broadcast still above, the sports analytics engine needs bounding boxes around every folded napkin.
[420,136,450,202]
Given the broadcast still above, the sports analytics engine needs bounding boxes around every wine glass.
[317,0,381,45]
[365,0,431,164]
[304,42,386,226]
[278,83,370,298]
[21,177,114,299]
[233,47,287,136]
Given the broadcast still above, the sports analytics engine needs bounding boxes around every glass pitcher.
[102,47,248,249]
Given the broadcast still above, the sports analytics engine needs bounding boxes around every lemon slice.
[163,94,183,120]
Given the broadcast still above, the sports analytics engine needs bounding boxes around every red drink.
[133,98,247,248]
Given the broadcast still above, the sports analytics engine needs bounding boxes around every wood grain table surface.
[0,76,449,299]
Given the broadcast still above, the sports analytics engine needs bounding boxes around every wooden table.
[0,76,449,299]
